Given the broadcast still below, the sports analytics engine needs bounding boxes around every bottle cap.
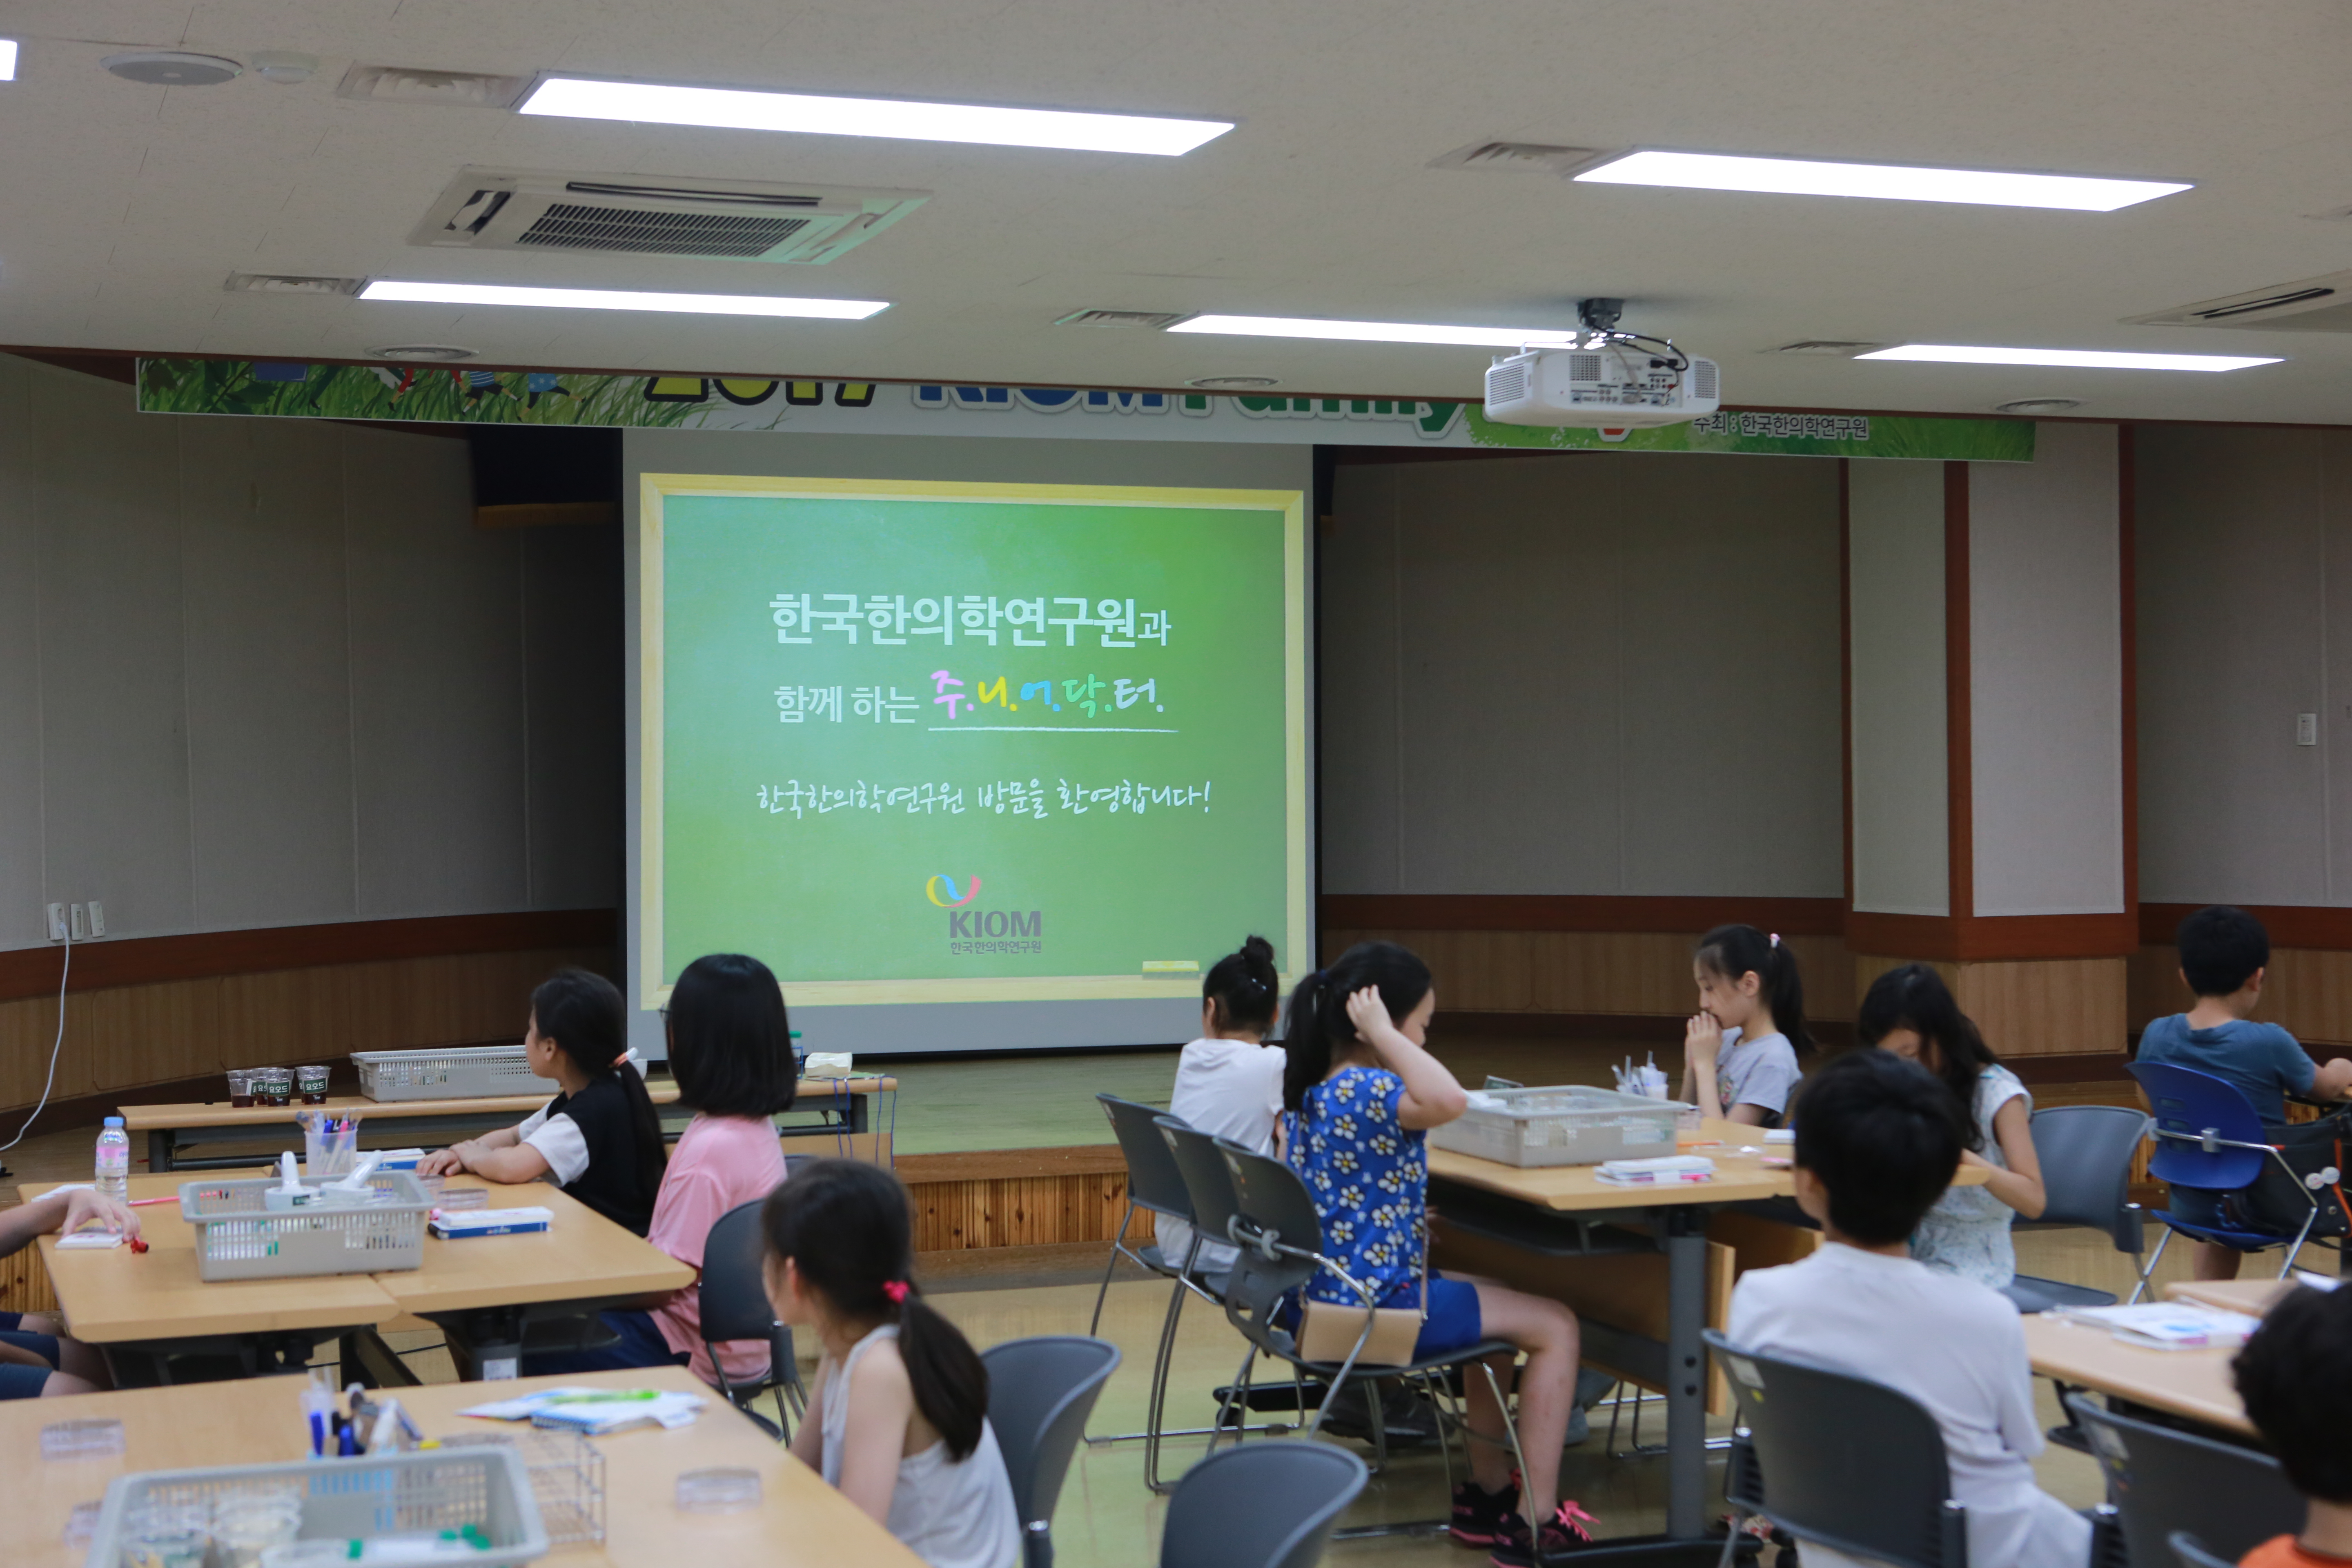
[102,1116,123,1128]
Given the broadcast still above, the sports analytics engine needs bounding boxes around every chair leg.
[2127,1226,2172,1305]
[1090,1203,1136,1337]
[1475,1360,1538,1538]
[1421,1371,1457,1499]
[1140,1274,1188,1494]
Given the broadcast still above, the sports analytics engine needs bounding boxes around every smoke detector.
[1055,309,1190,329]
[1994,397,2084,416]
[225,273,364,296]
[1187,375,1280,389]
[249,52,316,86]
[367,345,477,362]
[105,51,243,87]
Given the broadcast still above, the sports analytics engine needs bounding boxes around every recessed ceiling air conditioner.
[2125,271,2352,332]
[409,167,928,264]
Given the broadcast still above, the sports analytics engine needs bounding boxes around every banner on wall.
[134,358,2037,462]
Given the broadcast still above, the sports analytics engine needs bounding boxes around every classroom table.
[2164,1276,2310,1316]
[6,1365,922,1568]
[125,1075,899,1172]
[1422,1125,1990,1565]
[26,1172,692,1387]
[2020,1310,2254,1437]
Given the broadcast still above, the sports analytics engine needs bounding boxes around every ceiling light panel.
[518,76,1232,156]
[359,280,889,319]
[1858,344,2278,372]
[1169,314,1579,348]
[0,40,18,82]
[1575,149,2189,211]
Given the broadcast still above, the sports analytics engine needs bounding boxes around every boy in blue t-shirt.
[2137,904,2352,1281]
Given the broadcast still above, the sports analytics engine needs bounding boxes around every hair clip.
[882,1279,911,1304]
[1769,932,1781,948]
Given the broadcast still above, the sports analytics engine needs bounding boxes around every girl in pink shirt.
[521,953,799,1381]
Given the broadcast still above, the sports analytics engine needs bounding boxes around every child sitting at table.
[2232,1281,2352,1567]
[1726,1050,2089,1568]
[765,1159,1019,1568]
[2137,904,2352,1281]
[418,968,668,1236]
[1156,933,1286,1274]
[1682,924,1814,1127]
[0,1185,139,1396]
[522,953,799,1379]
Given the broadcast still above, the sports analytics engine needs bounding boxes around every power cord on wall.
[0,923,70,1174]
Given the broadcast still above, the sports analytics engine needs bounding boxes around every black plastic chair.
[982,1335,1121,1568]
[1141,1118,1249,1489]
[2068,1392,2303,1566]
[2169,1531,2242,1568]
[1215,1143,1521,1504]
[1091,1094,1200,1336]
[1160,1441,1369,1568]
[699,1198,805,1439]
[2004,1105,2153,1313]
[1708,1330,1966,1568]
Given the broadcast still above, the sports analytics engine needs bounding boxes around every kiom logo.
[925,874,982,908]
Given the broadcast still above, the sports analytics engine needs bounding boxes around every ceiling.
[12,1,2352,423]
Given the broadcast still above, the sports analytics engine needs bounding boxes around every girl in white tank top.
[765,1160,1019,1568]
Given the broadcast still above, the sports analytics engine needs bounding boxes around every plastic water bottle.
[95,1116,130,1204]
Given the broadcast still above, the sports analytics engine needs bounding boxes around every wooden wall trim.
[1945,459,1974,922]
[2138,902,2352,952]
[1319,894,1846,935]
[0,909,618,1004]
[1848,910,2139,962]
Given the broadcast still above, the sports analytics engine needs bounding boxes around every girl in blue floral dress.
[1283,941,1596,1565]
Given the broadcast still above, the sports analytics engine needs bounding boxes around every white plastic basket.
[178,1171,432,1281]
[83,1446,548,1568]
[353,1044,538,1101]
[1428,1085,1688,1168]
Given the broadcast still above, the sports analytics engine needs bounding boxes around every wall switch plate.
[69,903,88,940]
[86,901,105,938]
[44,903,66,942]
[2300,712,2320,746]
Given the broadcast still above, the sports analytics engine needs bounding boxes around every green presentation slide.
[642,474,1309,1009]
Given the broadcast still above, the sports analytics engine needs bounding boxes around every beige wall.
[1847,459,1950,915]
[0,356,622,956]
[1322,452,1844,898]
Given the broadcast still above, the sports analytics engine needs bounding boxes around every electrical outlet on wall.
[44,903,65,942]
[69,904,88,940]
[87,901,105,938]
[2300,713,2320,746]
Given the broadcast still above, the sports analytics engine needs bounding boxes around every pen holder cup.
[303,1124,359,1180]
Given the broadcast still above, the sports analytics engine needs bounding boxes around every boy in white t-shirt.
[1726,1050,2089,1568]
[1156,935,1284,1272]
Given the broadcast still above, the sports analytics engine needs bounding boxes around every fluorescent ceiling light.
[1575,149,2189,212]
[0,40,18,81]
[359,280,889,320]
[1169,314,1580,348]
[519,75,1232,156]
[1858,344,2279,372]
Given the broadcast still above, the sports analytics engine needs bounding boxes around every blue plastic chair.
[2125,1061,2321,1301]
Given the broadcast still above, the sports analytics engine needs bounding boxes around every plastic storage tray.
[179,1171,432,1281]
[1427,1085,1688,1168]
[82,1446,548,1568]
[354,1043,538,1101]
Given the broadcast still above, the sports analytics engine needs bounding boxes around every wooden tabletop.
[1428,1120,1993,1212]
[372,1176,694,1317]
[2165,1277,2312,1316]
[5,1365,923,1568]
[25,1173,400,1344]
[2020,1311,2252,1436]
[120,1076,898,1132]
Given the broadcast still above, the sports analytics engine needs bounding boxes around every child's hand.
[1343,985,1396,1048]
[61,1187,139,1242]
[415,1146,466,1178]
[1684,1012,1724,1067]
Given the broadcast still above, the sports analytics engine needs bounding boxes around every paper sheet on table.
[458,1386,706,1433]
[2055,1302,2256,1349]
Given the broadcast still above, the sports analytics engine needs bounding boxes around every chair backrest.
[1213,1143,1324,1354]
[2168,1531,2244,1568]
[1157,1117,1245,1260]
[1160,1441,1368,1568]
[2067,1393,2304,1564]
[698,1197,786,1349]
[2024,1103,2152,1254]
[981,1336,1121,1541]
[2126,1062,2271,1192]
[1707,1330,1963,1568]
[1098,1094,1195,1218]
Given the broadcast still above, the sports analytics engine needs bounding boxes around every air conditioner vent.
[411,167,927,265]
[1771,340,1885,356]
[1054,309,1190,329]
[224,273,364,296]
[2127,271,2352,331]
[1428,141,1602,175]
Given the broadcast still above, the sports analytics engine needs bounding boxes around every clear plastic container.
[674,1467,762,1513]
[40,1416,125,1459]
[119,1500,210,1568]
[1428,1084,1688,1168]
[211,1486,303,1568]
[96,1116,130,1204]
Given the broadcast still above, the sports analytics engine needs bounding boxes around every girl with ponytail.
[420,967,668,1236]
[1157,935,1287,1272]
[1283,942,1598,1567]
[1683,924,1813,1128]
[764,1160,1019,1568]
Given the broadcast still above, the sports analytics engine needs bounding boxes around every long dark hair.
[1204,935,1281,1035]
[761,1160,989,1460]
[668,954,798,1118]
[532,967,667,1194]
[1856,962,2000,1152]
[1694,924,1816,1061]
[1281,940,1434,1114]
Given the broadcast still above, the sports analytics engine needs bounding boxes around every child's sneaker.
[1449,1475,1521,1546]
[1488,1502,1597,1566]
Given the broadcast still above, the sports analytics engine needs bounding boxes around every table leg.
[148,1130,175,1174]
[846,1092,868,1136]
[1661,1208,1709,1541]
[341,1328,422,1389]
